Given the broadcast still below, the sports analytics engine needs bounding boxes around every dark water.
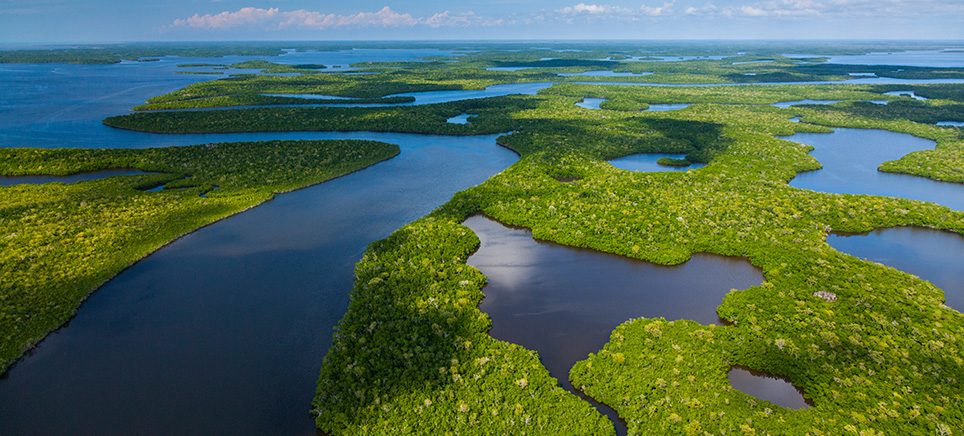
[785,128,964,212]
[463,215,763,434]
[0,132,516,436]
[609,153,706,172]
[727,366,811,409]
[828,227,964,312]
[0,168,157,186]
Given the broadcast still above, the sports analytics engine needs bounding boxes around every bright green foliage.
[315,87,964,435]
[313,218,612,435]
[656,157,690,167]
[0,140,399,372]
[6,44,964,435]
[792,103,964,183]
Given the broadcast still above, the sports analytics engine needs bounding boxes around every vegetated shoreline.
[0,140,400,374]
[311,92,964,434]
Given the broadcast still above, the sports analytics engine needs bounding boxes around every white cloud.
[171,6,500,30]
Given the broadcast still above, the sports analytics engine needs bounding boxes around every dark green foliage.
[657,157,690,167]
[0,140,399,373]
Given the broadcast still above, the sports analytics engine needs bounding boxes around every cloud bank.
[169,2,964,33]
[171,6,501,30]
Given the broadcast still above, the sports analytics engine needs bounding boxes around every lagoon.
[828,227,964,312]
[464,215,763,433]
[785,128,964,212]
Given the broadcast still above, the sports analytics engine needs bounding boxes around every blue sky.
[2,0,963,43]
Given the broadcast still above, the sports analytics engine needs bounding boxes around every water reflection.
[727,366,811,409]
[828,227,964,311]
[0,133,518,436]
[464,214,763,392]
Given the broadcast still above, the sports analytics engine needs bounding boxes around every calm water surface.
[446,113,473,124]
[784,50,964,68]
[464,214,763,433]
[0,168,157,186]
[727,366,811,409]
[0,55,516,436]
[785,128,964,212]
[770,99,841,108]
[609,153,706,172]
[828,227,964,311]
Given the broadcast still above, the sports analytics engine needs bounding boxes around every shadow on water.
[463,214,764,435]
[828,227,964,312]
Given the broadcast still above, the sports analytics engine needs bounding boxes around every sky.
[1,0,963,43]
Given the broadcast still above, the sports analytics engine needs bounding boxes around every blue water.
[785,128,964,212]
[576,97,607,110]
[828,227,964,311]
[609,153,705,172]
[0,169,157,186]
[0,53,517,436]
[559,71,653,77]
[447,113,473,124]
[884,90,927,100]
[648,103,691,111]
[785,50,964,68]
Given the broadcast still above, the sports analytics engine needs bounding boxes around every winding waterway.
[0,54,516,436]
[2,48,962,435]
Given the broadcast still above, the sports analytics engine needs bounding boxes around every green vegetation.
[0,140,399,373]
[656,157,690,167]
[132,94,416,111]
[307,85,964,434]
[6,44,964,435]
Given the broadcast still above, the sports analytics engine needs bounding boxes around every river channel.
[2,48,962,435]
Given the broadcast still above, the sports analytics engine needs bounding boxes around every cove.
[609,153,706,172]
[463,214,763,434]
[0,132,519,436]
[827,227,964,311]
[0,168,158,186]
[784,128,964,212]
[727,366,811,409]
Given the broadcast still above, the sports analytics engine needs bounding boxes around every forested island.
[1,42,963,435]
